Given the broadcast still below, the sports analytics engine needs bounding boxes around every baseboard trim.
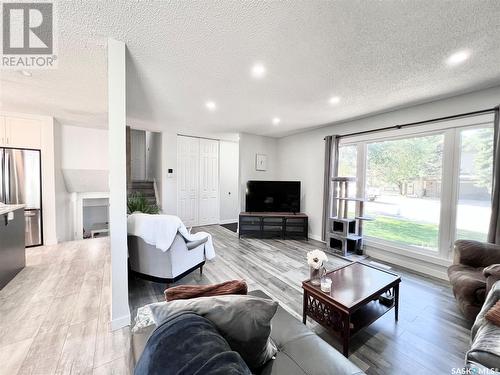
[219,219,238,225]
[365,246,449,281]
[111,313,131,331]
[308,233,324,242]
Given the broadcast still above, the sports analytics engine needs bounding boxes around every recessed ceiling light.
[205,101,217,111]
[251,63,266,79]
[20,70,32,77]
[446,50,471,66]
[272,117,281,125]
[329,96,341,105]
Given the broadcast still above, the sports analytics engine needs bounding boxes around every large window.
[337,145,357,216]
[455,127,494,242]
[337,114,495,258]
[364,134,444,250]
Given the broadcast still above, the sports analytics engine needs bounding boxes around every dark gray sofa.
[132,289,364,375]
[467,281,500,373]
[251,290,363,375]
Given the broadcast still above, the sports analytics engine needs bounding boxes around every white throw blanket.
[127,213,216,260]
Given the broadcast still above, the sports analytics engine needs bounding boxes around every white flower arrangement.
[307,249,328,270]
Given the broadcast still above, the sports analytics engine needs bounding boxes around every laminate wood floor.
[2,227,469,375]
[0,237,132,375]
[129,225,472,375]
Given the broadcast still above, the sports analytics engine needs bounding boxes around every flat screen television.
[245,181,300,213]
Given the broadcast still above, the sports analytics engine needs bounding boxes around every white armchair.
[128,234,207,283]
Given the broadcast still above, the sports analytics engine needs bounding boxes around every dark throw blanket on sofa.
[135,311,251,375]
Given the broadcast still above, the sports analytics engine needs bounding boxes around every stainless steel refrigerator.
[0,148,42,247]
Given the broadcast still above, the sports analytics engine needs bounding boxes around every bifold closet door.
[198,138,219,225]
[177,136,219,226]
[177,136,199,227]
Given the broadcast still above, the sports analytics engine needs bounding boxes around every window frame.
[337,113,495,260]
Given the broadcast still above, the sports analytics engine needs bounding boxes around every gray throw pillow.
[149,294,279,369]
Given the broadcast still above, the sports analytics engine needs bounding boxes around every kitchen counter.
[0,205,26,289]
[0,204,26,216]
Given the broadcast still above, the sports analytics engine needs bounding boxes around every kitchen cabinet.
[0,206,26,289]
[4,117,42,149]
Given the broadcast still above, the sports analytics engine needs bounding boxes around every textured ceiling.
[1,1,500,136]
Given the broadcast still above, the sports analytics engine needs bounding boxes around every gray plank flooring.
[0,238,132,375]
[128,225,471,375]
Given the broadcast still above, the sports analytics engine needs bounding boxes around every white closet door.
[177,136,200,226]
[198,138,219,225]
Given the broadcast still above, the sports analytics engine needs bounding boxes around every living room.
[1,1,500,375]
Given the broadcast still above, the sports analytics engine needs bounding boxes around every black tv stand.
[238,212,308,240]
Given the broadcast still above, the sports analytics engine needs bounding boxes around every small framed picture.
[255,154,267,171]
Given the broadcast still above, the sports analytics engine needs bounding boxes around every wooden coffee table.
[302,262,401,357]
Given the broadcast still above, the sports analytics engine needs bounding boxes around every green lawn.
[364,216,486,249]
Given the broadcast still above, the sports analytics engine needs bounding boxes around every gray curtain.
[488,108,500,244]
[321,135,339,242]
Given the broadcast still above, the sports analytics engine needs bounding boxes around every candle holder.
[320,276,332,293]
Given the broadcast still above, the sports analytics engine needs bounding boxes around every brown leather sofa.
[448,240,500,321]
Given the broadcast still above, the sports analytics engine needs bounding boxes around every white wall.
[108,38,130,330]
[54,120,72,242]
[60,125,109,194]
[219,140,239,223]
[36,115,58,245]
[238,133,279,211]
[161,130,177,214]
[277,132,324,241]
[278,85,500,243]
[61,125,109,170]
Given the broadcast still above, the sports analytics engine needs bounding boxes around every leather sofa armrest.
[471,281,500,341]
[484,265,500,293]
[454,240,500,268]
[484,264,500,278]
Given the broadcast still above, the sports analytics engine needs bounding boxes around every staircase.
[128,180,157,206]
